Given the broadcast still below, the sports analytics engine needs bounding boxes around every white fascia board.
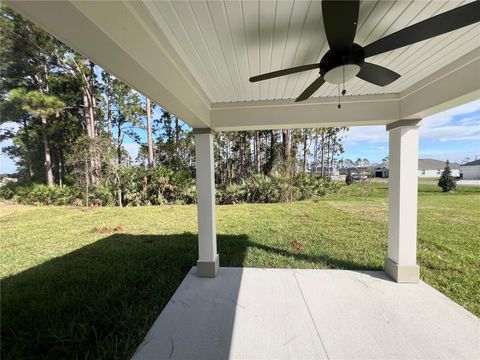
[5,0,211,128]
[210,94,401,131]
[400,48,480,120]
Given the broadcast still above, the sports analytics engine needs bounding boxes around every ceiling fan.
[249,0,480,103]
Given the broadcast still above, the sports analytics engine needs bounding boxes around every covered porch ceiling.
[7,0,480,130]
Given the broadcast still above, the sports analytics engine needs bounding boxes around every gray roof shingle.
[418,158,460,170]
[461,159,480,166]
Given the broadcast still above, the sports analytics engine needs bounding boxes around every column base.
[384,257,419,283]
[197,254,219,278]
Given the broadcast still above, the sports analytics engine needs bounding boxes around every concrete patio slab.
[133,268,479,360]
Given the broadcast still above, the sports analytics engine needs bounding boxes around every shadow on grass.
[2,232,381,360]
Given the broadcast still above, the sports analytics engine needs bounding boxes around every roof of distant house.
[374,162,389,169]
[460,159,480,166]
[418,158,459,170]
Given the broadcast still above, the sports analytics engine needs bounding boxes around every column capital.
[386,119,422,132]
[192,128,216,135]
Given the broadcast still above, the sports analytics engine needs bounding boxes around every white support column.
[193,128,219,277]
[385,119,421,283]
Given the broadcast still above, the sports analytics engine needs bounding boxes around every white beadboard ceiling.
[141,0,480,104]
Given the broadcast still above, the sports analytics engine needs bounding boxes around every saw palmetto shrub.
[0,183,81,205]
[1,167,339,206]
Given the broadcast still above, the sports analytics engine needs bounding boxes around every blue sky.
[340,100,480,164]
[1,100,479,173]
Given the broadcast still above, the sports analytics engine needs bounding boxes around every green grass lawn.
[1,183,479,359]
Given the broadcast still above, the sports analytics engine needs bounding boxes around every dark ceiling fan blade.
[322,0,359,53]
[363,1,480,58]
[295,76,325,102]
[249,63,320,82]
[357,62,400,86]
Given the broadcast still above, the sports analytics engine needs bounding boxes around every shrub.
[438,161,456,192]
[217,183,247,205]
[2,183,81,205]
[91,184,116,206]
[345,171,353,185]
[246,174,280,203]
[0,181,19,199]
[2,168,339,206]
[179,185,197,204]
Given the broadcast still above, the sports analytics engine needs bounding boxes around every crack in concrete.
[293,270,330,360]
[168,338,174,359]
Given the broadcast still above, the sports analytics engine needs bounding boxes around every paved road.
[368,178,480,187]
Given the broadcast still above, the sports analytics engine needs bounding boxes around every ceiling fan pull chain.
[337,84,341,109]
[342,65,347,96]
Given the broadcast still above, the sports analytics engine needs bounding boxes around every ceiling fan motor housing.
[321,44,365,84]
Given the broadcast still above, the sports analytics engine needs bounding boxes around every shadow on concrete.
[2,232,384,359]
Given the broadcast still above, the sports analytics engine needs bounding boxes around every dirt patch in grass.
[91,225,124,234]
[326,201,387,222]
[292,240,304,252]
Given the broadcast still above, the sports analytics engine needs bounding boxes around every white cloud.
[342,101,480,144]
[342,125,387,145]
[420,100,480,142]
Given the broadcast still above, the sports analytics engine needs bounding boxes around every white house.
[460,159,480,179]
[418,159,460,178]
[372,162,389,178]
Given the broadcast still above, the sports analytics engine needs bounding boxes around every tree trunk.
[58,149,63,187]
[326,135,331,177]
[331,139,336,175]
[255,131,261,173]
[117,186,123,208]
[22,118,34,178]
[117,126,122,166]
[41,115,54,186]
[83,89,97,184]
[320,130,325,177]
[146,97,155,167]
[89,65,97,138]
[282,129,291,174]
[291,130,299,176]
[265,130,276,175]
[239,134,245,179]
[84,158,89,207]
[302,130,308,173]
[175,116,181,169]
[107,75,112,137]
[115,165,123,207]
[313,131,318,175]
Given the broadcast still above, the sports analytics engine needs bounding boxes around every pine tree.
[438,160,456,192]
[4,89,64,185]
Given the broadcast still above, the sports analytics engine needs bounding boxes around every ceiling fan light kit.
[324,64,360,85]
[321,44,365,86]
[248,0,480,105]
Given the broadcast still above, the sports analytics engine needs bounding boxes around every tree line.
[1,6,348,206]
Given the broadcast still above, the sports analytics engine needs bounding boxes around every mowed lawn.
[1,183,479,359]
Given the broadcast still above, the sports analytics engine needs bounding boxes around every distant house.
[308,164,339,177]
[418,159,460,178]
[460,159,480,180]
[372,162,389,178]
[371,159,460,178]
